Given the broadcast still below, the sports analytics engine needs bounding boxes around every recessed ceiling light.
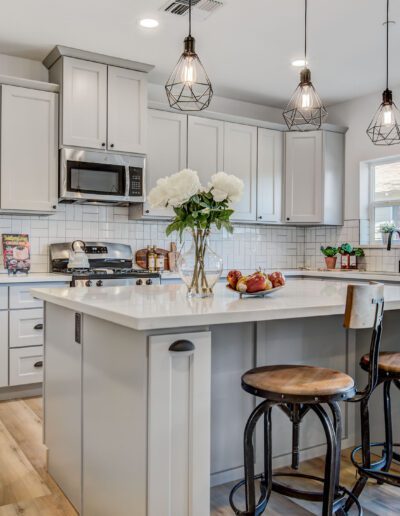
[291,59,307,67]
[139,18,159,29]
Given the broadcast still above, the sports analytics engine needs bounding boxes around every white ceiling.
[0,0,399,108]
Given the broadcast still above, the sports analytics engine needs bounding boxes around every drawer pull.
[34,361,43,368]
[169,340,195,352]
[34,323,43,330]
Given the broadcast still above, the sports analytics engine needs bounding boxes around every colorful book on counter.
[2,234,31,272]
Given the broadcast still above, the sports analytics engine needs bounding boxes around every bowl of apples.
[226,269,285,298]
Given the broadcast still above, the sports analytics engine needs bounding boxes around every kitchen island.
[32,280,400,516]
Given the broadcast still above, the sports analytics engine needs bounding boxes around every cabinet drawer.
[0,287,7,310]
[9,284,45,309]
[9,346,43,385]
[9,309,44,348]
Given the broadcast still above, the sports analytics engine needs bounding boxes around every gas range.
[49,242,161,287]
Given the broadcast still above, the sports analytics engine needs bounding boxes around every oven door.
[60,148,145,204]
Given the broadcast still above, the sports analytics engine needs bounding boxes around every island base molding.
[42,303,400,515]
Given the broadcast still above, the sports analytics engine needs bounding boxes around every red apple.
[227,269,242,289]
[268,271,286,288]
[245,272,272,293]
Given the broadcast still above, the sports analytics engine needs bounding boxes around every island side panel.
[44,303,82,512]
[82,315,148,516]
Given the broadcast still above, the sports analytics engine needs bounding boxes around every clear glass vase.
[178,229,223,298]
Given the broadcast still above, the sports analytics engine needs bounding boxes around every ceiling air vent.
[161,0,223,20]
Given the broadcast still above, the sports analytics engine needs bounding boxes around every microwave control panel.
[129,167,143,197]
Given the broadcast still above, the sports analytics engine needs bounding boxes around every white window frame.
[369,157,400,244]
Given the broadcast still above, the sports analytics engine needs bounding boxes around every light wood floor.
[0,397,398,515]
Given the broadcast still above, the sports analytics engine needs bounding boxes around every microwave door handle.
[125,166,130,198]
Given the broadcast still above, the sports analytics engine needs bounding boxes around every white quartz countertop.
[31,280,400,331]
[0,272,70,284]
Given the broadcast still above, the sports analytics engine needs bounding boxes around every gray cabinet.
[284,131,344,225]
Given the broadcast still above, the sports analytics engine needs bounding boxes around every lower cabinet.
[0,311,8,387]
[9,309,44,348]
[148,331,212,516]
[9,346,43,385]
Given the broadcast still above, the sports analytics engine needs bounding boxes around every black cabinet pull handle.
[101,142,106,147]
[34,323,43,330]
[110,143,115,148]
[169,340,195,352]
[34,361,43,368]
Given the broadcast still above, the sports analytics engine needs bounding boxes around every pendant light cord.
[386,0,389,90]
[189,0,192,37]
[304,0,307,63]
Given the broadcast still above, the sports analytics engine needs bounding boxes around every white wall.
[0,53,48,82]
[328,86,400,220]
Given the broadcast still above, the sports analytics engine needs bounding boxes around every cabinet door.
[257,128,283,222]
[62,57,107,149]
[148,332,211,516]
[188,116,224,187]
[44,304,82,512]
[108,66,147,154]
[0,311,8,387]
[144,110,187,217]
[224,122,257,221]
[9,346,43,385]
[1,85,58,211]
[285,131,323,223]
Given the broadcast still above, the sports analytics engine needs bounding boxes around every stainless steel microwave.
[59,148,145,205]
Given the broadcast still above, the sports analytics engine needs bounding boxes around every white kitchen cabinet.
[143,110,187,218]
[108,66,147,154]
[188,116,224,187]
[1,85,58,212]
[61,57,107,150]
[257,128,283,223]
[9,309,44,348]
[9,284,45,309]
[9,346,43,385]
[284,130,344,225]
[224,122,257,221]
[0,311,8,387]
[148,331,211,516]
[44,304,82,512]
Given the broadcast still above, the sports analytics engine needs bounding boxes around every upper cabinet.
[143,109,187,218]
[1,85,58,212]
[51,56,147,154]
[224,122,257,221]
[284,131,344,225]
[257,128,283,223]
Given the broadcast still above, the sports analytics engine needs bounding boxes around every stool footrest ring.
[229,474,269,516]
[351,442,400,488]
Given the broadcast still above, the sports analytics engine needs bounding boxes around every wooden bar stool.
[229,283,384,516]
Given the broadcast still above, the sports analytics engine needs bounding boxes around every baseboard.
[0,383,42,401]
[211,436,356,487]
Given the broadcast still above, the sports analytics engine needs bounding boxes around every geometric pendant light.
[367,0,400,145]
[165,0,213,111]
[283,0,328,131]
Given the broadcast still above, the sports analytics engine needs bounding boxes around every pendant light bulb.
[367,0,400,145]
[165,0,213,111]
[282,0,327,130]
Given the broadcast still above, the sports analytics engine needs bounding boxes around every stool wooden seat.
[360,351,400,374]
[242,364,355,401]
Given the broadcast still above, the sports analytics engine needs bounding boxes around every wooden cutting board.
[135,248,170,270]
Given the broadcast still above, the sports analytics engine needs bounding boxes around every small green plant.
[380,222,396,234]
[339,243,353,255]
[320,246,338,257]
[353,247,365,257]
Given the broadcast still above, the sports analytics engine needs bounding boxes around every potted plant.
[320,246,338,269]
[148,169,243,298]
[352,247,365,270]
[380,222,396,245]
[338,243,353,269]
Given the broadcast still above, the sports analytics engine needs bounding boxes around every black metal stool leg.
[263,407,273,498]
[291,404,301,470]
[382,380,393,474]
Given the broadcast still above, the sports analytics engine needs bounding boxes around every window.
[369,158,400,243]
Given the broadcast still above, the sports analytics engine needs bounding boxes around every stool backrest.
[344,282,385,401]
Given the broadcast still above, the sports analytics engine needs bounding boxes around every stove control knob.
[85,280,92,287]
[96,280,103,287]
[136,279,143,286]
[146,279,153,285]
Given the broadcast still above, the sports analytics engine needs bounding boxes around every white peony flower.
[147,177,170,208]
[166,169,201,207]
[209,172,244,203]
